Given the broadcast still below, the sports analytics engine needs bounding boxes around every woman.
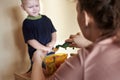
[31,0,120,80]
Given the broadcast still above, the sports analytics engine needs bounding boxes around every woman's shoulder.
[96,36,120,47]
[93,37,120,54]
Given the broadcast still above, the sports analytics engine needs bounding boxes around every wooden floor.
[14,73,31,80]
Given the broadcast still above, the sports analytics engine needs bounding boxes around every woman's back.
[85,36,120,80]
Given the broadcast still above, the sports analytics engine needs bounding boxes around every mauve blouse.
[48,36,120,80]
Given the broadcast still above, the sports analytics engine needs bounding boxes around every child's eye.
[36,5,39,7]
[28,6,33,8]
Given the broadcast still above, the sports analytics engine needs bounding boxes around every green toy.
[55,42,74,50]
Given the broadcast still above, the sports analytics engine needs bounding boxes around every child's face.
[22,0,40,17]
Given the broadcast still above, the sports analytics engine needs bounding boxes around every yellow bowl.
[43,53,68,75]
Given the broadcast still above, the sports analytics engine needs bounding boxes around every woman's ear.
[84,11,91,26]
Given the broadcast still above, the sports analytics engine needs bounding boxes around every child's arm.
[27,39,51,52]
[46,32,57,48]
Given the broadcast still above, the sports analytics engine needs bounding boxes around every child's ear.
[21,4,25,10]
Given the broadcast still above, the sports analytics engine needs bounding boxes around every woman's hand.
[32,50,46,63]
[65,33,80,48]
[65,32,93,48]
[31,50,46,80]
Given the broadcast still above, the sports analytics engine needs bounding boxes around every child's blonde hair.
[21,0,29,4]
[21,0,39,4]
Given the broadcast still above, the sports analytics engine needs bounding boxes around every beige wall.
[0,0,79,80]
[40,0,80,42]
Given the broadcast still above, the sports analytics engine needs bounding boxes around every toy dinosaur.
[52,42,74,52]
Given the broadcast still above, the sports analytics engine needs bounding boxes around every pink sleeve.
[48,48,89,80]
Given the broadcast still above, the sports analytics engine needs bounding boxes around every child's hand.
[46,42,54,48]
[43,46,52,53]
[46,42,54,51]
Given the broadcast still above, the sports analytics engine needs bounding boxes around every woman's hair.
[78,0,120,36]
[114,0,120,39]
